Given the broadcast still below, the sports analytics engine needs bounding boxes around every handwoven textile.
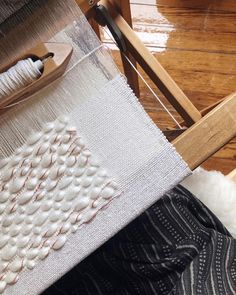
[3,74,190,295]
[43,185,236,295]
[0,116,121,294]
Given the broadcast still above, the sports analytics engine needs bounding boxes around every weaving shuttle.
[0,42,72,110]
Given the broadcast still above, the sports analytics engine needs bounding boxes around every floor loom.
[0,0,235,294]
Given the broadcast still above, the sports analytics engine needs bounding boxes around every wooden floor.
[100,0,236,174]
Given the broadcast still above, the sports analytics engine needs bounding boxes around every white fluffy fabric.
[182,168,236,238]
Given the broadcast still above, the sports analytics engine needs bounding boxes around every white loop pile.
[0,58,43,100]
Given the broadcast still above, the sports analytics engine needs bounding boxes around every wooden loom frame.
[76,0,236,171]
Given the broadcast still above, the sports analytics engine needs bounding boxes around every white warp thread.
[0,0,30,24]
[0,58,42,100]
[5,75,191,295]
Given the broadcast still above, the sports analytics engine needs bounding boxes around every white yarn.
[182,168,236,238]
[0,58,43,99]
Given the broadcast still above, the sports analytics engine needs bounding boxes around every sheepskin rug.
[182,168,236,238]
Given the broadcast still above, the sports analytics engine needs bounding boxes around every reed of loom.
[1,0,235,173]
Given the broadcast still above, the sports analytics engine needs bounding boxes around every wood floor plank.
[131,5,236,34]
[132,0,236,13]
[131,28,236,54]
[103,30,236,54]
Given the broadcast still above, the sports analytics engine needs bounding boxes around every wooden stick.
[100,0,202,126]
[110,0,140,97]
[173,92,236,170]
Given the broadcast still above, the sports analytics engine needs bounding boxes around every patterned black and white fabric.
[43,185,236,295]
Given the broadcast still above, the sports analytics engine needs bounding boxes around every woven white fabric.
[5,75,191,295]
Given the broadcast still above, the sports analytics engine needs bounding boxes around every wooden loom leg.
[173,92,236,170]
[101,0,202,126]
[109,0,140,97]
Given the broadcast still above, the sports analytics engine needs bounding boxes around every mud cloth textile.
[43,185,236,295]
